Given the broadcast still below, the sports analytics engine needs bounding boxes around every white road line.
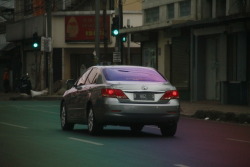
[69,137,104,146]
[146,125,159,129]
[0,122,28,129]
[6,105,57,115]
[174,164,190,167]
[33,110,57,115]
[226,138,250,144]
[16,107,57,115]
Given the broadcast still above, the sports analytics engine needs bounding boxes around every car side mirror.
[66,79,75,89]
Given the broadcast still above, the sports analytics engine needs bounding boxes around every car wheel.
[60,103,74,131]
[160,122,177,137]
[130,125,144,133]
[88,107,103,135]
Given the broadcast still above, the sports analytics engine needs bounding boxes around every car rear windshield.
[103,67,167,82]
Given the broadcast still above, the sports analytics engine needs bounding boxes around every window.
[167,3,175,19]
[142,41,157,69]
[179,0,191,17]
[145,7,159,23]
[24,0,33,15]
[85,68,100,85]
[103,67,167,82]
[95,75,103,84]
[216,0,226,17]
[77,68,92,86]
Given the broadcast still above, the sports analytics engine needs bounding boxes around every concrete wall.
[123,0,142,11]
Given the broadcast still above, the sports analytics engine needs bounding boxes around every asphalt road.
[0,101,249,167]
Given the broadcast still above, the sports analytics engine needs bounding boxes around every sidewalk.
[181,100,250,116]
[0,92,62,101]
[0,92,249,117]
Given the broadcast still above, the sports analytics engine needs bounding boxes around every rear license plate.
[134,93,154,100]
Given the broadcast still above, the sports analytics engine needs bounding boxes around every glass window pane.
[77,68,92,85]
[167,3,175,19]
[103,67,167,82]
[86,68,99,85]
[179,0,191,17]
[145,7,159,23]
[142,43,156,69]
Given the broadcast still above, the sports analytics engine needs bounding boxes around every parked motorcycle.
[16,73,32,95]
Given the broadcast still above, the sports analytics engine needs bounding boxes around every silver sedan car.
[60,65,180,136]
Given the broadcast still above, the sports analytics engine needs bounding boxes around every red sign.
[33,0,45,16]
[65,15,110,42]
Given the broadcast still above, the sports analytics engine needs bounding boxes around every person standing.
[3,68,10,93]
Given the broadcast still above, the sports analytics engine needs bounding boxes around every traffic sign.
[113,52,121,63]
[41,37,52,52]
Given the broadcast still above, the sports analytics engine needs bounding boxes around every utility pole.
[102,0,108,63]
[95,0,100,64]
[46,0,53,94]
[118,0,123,64]
[127,19,131,65]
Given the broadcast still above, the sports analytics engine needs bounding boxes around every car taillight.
[101,88,128,99]
[160,90,179,100]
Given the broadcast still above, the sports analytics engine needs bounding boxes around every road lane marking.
[226,138,250,144]
[174,164,190,167]
[69,137,104,146]
[4,105,58,115]
[146,125,159,129]
[13,106,57,115]
[0,122,28,129]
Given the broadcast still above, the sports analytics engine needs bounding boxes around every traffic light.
[111,16,119,36]
[32,32,39,48]
[33,42,38,48]
[121,34,127,42]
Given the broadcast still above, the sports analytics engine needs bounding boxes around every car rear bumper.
[94,98,180,125]
[99,112,180,125]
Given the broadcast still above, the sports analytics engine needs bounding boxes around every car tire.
[60,103,74,131]
[130,125,144,133]
[160,122,177,137]
[87,106,103,135]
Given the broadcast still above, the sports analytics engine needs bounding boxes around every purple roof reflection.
[103,67,167,82]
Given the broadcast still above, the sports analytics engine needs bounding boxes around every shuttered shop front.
[171,37,190,90]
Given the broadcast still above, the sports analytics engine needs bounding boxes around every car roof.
[92,65,155,70]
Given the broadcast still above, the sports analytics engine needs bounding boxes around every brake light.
[161,90,179,100]
[101,88,128,99]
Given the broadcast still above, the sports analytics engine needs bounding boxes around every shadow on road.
[60,126,178,139]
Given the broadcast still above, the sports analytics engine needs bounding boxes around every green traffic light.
[122,36,126,42]
[33,42,38,48]
[113,29,119,36]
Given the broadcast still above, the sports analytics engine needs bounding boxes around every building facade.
[6,0,142,91]
[121,0,250,105]
[5,0,250,105]
[0,0,15,92]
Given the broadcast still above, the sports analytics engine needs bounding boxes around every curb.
[9,95,62,101]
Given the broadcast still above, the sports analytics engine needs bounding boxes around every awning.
[0,33,16,51]
[0,42,16,51]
